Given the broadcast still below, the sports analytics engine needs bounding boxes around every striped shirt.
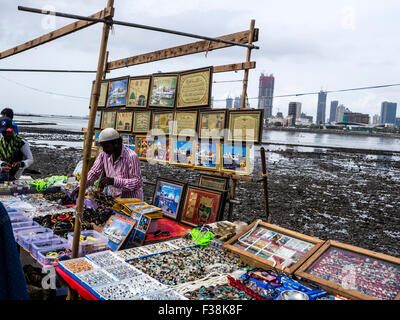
[87,145,143,200]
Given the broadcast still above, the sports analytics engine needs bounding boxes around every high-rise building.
[288,102,302,126]
[226,96,233,108]
[372,114,381,125]
[335,104,349,122]
[329,101,339,122]
[380,102,397,125]
[395,118,400,128]
[301,113,313,123]
[276,112,283,118]
[316,91,327,124]
[343,112,370,124]
[258,73,275,120]
[234,96,241,109]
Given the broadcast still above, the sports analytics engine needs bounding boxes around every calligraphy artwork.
[176,68,212,108]
[132,111,151,133]
[227,110,263,143]
[127,77,151,108]
[173,111,198,137]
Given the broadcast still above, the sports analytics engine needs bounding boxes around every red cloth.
[145,218,191,242]
[56,266,98,300]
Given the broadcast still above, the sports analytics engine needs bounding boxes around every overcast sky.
[1,0,399,119]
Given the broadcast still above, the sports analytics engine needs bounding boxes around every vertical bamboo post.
[227,178,237,222]
[68,0,114,300]
[240,19,255,109]
[260,147,270,222]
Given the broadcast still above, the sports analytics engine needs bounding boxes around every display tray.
[294,240,400,300]
[222,220,324,274]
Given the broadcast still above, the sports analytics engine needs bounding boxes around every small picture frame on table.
[152,178,186,221]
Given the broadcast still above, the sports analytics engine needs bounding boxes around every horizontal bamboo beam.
[107,29,259,71]
[213,61,256,73]
[0,8,112,60]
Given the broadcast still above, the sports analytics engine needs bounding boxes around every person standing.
[1,108,19,135]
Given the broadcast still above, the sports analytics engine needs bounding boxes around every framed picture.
[132,111,151,133]
[133,205,161,215]
[133,215,152,245]
[107,77,128,107]
[94,111,102,129]
[199,110,226,140]
[176,67,212,108]
[127,76,151,108]
[135,135,153,160]
[93,130,101,148]
[127,202,148,211]
[116,111,133,132]
[101,111,116,129]
[194,141,220,171]
[121,134,135,152]
[152,137,170,163]
[153,178,186,221]
[180,185,225,227]
[170,139,195,167]
[223,220,324,275]
[227,110,263,144]
[173,111,198,137]
[102,214,136,251]
[221,143,250,175]
[149,74,178,108]
[98,80,109,107]
[294,240,400,300]
[198,174,229,192]
[152,111,174,135]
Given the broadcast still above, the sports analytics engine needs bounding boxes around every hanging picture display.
[93,130,101,148]
[121,134,135,152]
[152,178,186,221]
[135,135,153,160]
[94,111,102,129]
[171,140,195,167]
[132,111,152,133]
[101,111,116,129]
[98,81,109,107]
[173,111,198,137]
[176,67,212,108]
[198,174,229,192]
[221,143,250,175]
[223,220,324,275]
[152,111,174,135]
[227,110,263,144]
[127,77,151,107]
[180,185,225,227]
[115,111,133,132]
[295,240,400,300]
[198,110,226,140]
[107,77,128,107]
[152,137,170,163]
[149,74,178,108]
[194,141,220,171]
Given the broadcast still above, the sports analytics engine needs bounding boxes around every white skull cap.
[98,128,120,143]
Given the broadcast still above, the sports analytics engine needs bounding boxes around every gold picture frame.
[101,111,116,129]
[194,141,221,171]
[115,111,133,132]
[132,111,151,133]
[198,109,226,140]
[127,76,151,108]
[98,80,109,107]
[149,74,178,108]
[107,77,128,107]
[227,110,263,144]
[151,111,174,135]
[135,135,153,161]
[220,143,250,175]
[173,111,198,137]
[170,139,195,167]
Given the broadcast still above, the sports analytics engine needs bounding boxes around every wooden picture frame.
[170,139,195,167]
[121,133,135,152]
[194,141,221,171]
[107,77,128,107]
[115,111,133,132]
[100,111,116,129]
[294,240,400,300]
[179,185,225,227]
[133,205,161,216]
[223,220,324,275]
[126,202,148,211]
[93,130,101,148]
[151,111,174,135]
[132,110,152,133]
[135,135,153,161]
[98,80,109,108]
[198,174,229,192]
[221,143,250,175]
[152,136,171,163]
[198,109,226,140]
[173,111,198,137]
[94,110,102,129]
[227,109,263,144]
[149,74,178,108]
[176,67,212,108]
[127,76,151,108]
[152,178,186,221]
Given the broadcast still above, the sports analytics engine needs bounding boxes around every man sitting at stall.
[72,128,143,200]
[0,117,34,181]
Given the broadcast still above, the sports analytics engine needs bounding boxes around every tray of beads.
[139,241,180,255]
[103,263,145,281]
[12,220,37,230]
[75,268,118,288]
[184,283,256,300]
[294,240,400,300]
[67,230,108,257]
[166,237,197,249]
[13,223,44,239]
[121,274,168,296]
[59,257,98,274]
[85,250,125,268]
[37,247,72,266]
[8,212,31,224]
[17,228,54,251]
[115,247,154,261]
[137,289,188,300]
[31,237,68,258]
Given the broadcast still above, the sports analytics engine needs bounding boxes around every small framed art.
[221,143,250,175]
[223,220,324,275]
[107,77,128,107]
[101,111,116,129]
[98,80,109,108]
[227,109,263,144]
[179,185,225,227]
[176,67,212,108]
[152,137,170,163]
[94,110,102,129]
[133,205,161,216]
[294,240,400,300]
[152,111,174,135]
[121,134,135,152]
[116,111,133,132]
[173,111,198,137]
[170,139,195,167]
[135,135,153,160]
[93,130,101,148]
[127,76,151,107]
[198,174,229,192]
[152,178,186,221]
[194,141,220,171]
[198,109,226,140]
[149,74,178,108]
[126,202,148,211]
[102,214,136,251]
[132,111,151,133]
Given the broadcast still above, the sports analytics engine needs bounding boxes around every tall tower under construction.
[258,73,275,120]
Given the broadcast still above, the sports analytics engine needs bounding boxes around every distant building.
[288,102,302,126]
[329,101,339,122]
[380,102,397,125]
[372,114,381,125]
[343,112,370,124]
[258,74,275,120]
[234,96,241,109]
[316,91,327,124]
[335,104,349,122]
[395,118,400,128]
[226,96,233,108]
[300,112,313,123]
[276,112,283,118]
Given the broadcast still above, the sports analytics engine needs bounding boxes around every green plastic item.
[29,176,67,192]
[191,227,213,246]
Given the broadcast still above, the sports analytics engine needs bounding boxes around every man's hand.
[99,177,114,189]
[11,162,21,170]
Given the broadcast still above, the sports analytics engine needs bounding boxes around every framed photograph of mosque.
[199,110,226,140]
[94,110,102,129]
[227,110,263,144]
[170,139,195,167]
[107,77,128,107]
[221,143,251,175]
[152,178,186,221]
[151,111,174,135]
[132,111,151,133]
[176,67,212,108]
[98,80,109,107]
[172,111,198,137]
[100,111,116,129]
[116,111,133,132]
[149,74,178,108]
[127,76,151,108]
[135,135,153,161]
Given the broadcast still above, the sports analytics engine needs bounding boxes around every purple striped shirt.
[87,145,143,200]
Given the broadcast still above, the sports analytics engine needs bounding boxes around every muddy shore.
[18,128,400,258]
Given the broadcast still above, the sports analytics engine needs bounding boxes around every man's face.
[100,140,117,155]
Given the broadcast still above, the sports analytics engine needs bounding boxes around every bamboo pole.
[68,0,114,300]
[260,147,270,222]
[240,20,256,109]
